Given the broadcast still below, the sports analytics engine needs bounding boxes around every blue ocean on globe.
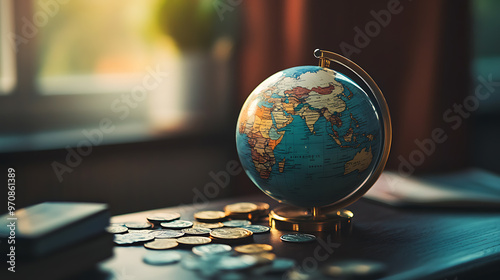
[236,66,383,208]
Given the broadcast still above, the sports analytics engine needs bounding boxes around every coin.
[182,227,211,236]
[177,236,212,246]
[210,228,253,240]
[143,251,181,265]
[270,258,296,272]
[241,225,270,234]
[181,255,204,271]
[146,212,181,223]
[280,233,316,243]
[128,232,156,242]
[160,220,193,229]
[114,235,135,245]
[234,244,273,254]
[144,239,178,250]
[254,202,270,216]
[194,210,226,222]
[253,252,276,265]
[223,220,251,228]
[321,260,387,278]
[124,222,152,230]
[192,244,232,256]
[216,255,258,271]
[148,229,184,239]
[106,225,128,234]
[193,221,224,229]
[224,202,258,214]
[114,232,155,244]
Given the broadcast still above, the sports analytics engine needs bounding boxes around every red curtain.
[237,0,471,173]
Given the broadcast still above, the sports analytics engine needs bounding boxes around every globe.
[236,65,385,208]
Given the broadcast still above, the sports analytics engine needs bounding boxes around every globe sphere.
[236,66,383,208]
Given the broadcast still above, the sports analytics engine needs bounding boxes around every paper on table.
[365,169,500,209]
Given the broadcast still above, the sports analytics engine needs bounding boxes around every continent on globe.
[278,158,286,173]
[344,146,373,175]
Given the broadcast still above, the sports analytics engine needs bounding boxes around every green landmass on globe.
[236,66,383,208]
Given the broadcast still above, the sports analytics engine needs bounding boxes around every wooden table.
[86,194,500,279]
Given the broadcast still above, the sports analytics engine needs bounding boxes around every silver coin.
[106,225,128,234]
[113,232,154,244]
[126,229,144,233]
[192,244,232,256]
[147,212,181,223]
[127,231,154,237]
[127,232,155,242]
[124,222,152,230]
[280,233,316,243]
[241,225,270,234]
[181,255,203,270]
[143,251,182,265]
[114,235,135,245]
[148,229,184,239]
[270,258,296,272]
[182,227,211,235]
[223,220,251,228]
[216,255,258,271]
[161,220,193,229]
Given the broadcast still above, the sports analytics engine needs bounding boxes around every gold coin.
[193,221,224,229]
[194,211,226,222]
[176,236,212,246]
[224,202,258,214]
[210,228,253,240]
[144,239,178,250]
[234,244,273,254]
[254,202,270,216]
[253,252,276,265]
[146,212,181,223]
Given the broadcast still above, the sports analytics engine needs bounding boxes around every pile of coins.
[107,201,386,279]
[107,202,331,277]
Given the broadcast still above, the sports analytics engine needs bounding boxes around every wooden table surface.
[86,194,500,280]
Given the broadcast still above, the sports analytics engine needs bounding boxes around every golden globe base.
[269,205,353,232]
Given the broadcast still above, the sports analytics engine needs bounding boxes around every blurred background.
[1,0,499,215]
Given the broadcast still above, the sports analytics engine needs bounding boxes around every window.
[0,0,235,151]
[35,0,172,95]
[0,0,16,94]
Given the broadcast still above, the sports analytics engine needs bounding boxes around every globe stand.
[269,205,353,232]
[238,49,392,233]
